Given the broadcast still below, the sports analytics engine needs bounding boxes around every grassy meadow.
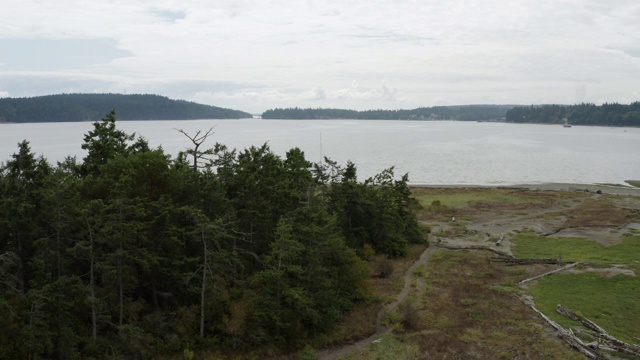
[512,234,640,264]
[336,187,640,359]
[529,270,640,344]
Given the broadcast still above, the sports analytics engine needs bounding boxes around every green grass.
[415,191,536,208]
[340,334,419,360]
[511,235,640,264]
[529,271,640,344]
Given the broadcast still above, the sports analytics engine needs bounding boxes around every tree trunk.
[118,245,124,333]
[86,219,97,341]
[200,228,207,338]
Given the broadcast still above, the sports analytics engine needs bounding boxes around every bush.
[374,257,394,278]
[298,345,319,360]
[399,299,421,331]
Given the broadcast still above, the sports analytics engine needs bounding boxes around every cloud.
[0,72,121,96]
[297,88,327,100]
[1,0,640,112]
[575,84,587,103]
[0,38,132,71]
[150,8,186,22]
[329,85,399,101]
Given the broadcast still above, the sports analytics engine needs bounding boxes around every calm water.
[1,119,639,186]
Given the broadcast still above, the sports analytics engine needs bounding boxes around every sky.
[1,0,640,114]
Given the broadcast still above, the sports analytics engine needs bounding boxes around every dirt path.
[317,241,435,360]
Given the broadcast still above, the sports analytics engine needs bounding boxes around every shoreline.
[410,182,640,196]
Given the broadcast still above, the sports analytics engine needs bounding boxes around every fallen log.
[491,257,560,265]
[517,262,579,285]
[436,244,515,258]
[543,227,565,236]
[556,329,603,359]
[556,305,640,357]
[522,300,601,359]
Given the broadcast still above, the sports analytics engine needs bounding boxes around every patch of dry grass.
[563,197,631,228]
[398,249,582,359]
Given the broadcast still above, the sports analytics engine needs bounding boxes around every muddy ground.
[421,183,640,276]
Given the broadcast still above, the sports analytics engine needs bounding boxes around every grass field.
[304,187,640,359]
[394,250,581,359]
[529,271,640,344]
[511,235,640,264]
[413,188,549,209]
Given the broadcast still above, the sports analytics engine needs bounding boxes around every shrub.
[375,257,394,278]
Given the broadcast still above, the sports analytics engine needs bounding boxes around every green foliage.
[318,162,424,257]
[0,110,422,358]
[298,345,319,360]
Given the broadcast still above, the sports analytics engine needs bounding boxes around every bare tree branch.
[175,126,216,172]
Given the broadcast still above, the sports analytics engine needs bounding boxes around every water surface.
[1,119,638,185]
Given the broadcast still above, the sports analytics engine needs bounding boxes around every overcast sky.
[1,0,640,113]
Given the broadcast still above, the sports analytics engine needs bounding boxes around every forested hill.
[0,93,252,122]
[0,112,424,358]
[506,102,640,127]
[262,105,513,120]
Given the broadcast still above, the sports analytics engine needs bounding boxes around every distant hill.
[261,105,514,121]
[0,93,252,123]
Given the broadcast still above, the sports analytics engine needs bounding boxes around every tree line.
[506,102,640,127]
[0,110,425,359]
[0,94,252,123]
[262,105,513,121]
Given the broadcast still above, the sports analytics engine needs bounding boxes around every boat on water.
[563,118,572,128]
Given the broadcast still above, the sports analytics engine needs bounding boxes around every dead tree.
[176,127,216,172]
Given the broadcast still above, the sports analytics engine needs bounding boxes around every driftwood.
[556,305,640,357]
[543,228,565,236]
[435,244,515,258]
[517,262,579,285]
[522,300,602,359]
[491,257,560,265]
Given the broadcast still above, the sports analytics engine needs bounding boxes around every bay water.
[1,119,638,186]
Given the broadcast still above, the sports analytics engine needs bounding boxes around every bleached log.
[517,262,579,285]
[436,244,515,258]
[523,301,601,359]
[493,257,560,265]
[556,305,640,357]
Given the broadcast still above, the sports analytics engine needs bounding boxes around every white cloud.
[1,0,640,112]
